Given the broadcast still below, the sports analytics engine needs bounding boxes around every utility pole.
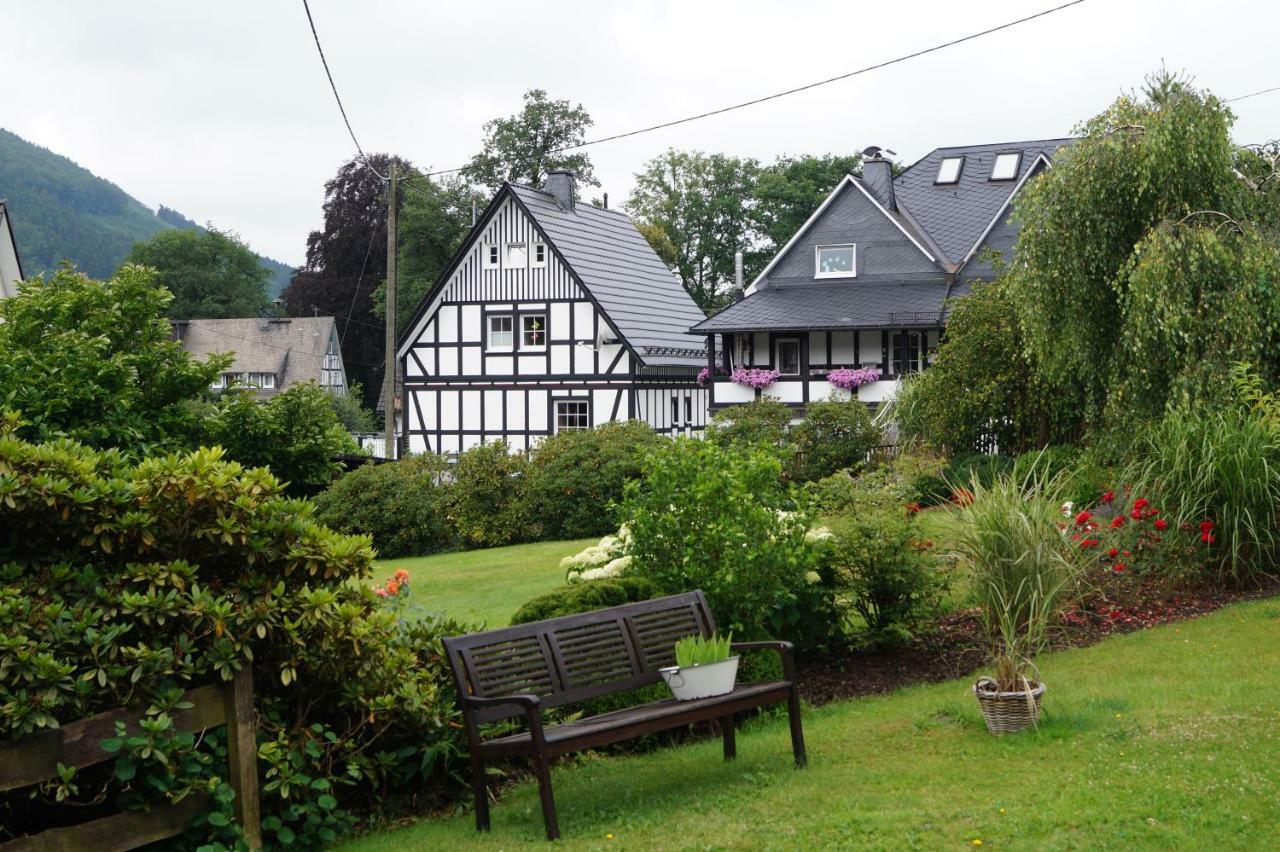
[383,163,398,459]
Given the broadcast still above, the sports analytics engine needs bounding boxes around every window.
[684,396,693,424]
[892,331,923,375]
[506,243,527,268]
[814,244,855,278]
[487,314,513,349]
[248,372,276,389]
[482,244,499,270]
[554,399,590,432]
[531,243,548,268]
[521,313,546,348]
[775,338,801,376]
[990,152,1021,181]
[671,395,680,426]
[935,156,964,184]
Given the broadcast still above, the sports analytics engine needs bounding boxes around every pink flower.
[375,588,389,598]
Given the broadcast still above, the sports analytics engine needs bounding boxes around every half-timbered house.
[396,171,708,455]
[692,139,1070,417]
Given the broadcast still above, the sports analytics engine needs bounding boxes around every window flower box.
[730,367,780,389]
[826,366,882,390]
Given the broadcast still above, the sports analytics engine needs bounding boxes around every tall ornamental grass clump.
[954,470,1080,691]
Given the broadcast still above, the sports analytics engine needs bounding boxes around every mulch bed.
[797,572,1280,706]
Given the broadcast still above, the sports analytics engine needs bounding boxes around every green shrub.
[788,397,880,481]
[511,576,661,624]
[522,421,662,540]
[620,438,838,649]
[0,414,471,845]
[806,451,946,515]
[314,455,452,558]
[706,397,791,451]
[446,440,529,548]
[945,451,1013,494]
[906,472,952,507]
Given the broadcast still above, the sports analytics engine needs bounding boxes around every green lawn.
[342,599,1280,850]
[371,538,596,628]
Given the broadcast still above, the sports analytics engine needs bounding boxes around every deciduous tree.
[464,89,598,192]
[126,226,272,319]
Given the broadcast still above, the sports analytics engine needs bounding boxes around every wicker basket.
[973,677,1045,735]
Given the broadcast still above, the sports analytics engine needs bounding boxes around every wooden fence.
[0,668,261,851]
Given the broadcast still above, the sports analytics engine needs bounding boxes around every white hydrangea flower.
[805,526,833,543]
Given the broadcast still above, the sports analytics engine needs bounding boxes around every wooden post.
[223,666,262,851]
[706,334,716,409]
[384,164,398,460]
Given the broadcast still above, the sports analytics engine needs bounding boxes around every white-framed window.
[506,243,527,268]
[531,243,548,268]
[990,152,1021,181]
[936,156,964,184]
[554,399,590,432]
[248,372,277,389]
[482,244,500,270]
[775,338,801,376]
[671,394,681,426]
[220,371,244,388]
[814,244,856,278]
[487,314,513,349]
[521,313,546,348]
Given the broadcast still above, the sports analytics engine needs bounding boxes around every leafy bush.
[511,576,662,625]
[446,440,529,548]
[807,451,946,515]
[314,456,452,558]
[906,472,952,508]
[787,397,880,481]
[0,415,471,846]
[620,438,837,649]
[825,510,943,645]
[945,452,1013,494]
[706,397,791,452]
[522,421,662,539]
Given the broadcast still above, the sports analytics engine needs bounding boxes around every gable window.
[775,338,801,376]
[814,244,855,278]
[521,313,546,348]
[554,399,590,432]
[506,243,527,268]
[531,243,548,268]
[487,314,513,349]
[990,152,1021,181]
[935,156,964,185]
[482,244,499,270]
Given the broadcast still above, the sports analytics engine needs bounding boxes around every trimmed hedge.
[510,576,661,625]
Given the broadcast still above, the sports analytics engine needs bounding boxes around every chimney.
[860,146,896,211]
[733,251,745,302]
[544,170,576,212]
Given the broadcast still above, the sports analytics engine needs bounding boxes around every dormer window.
[531,243,548,268]
[482,244,499,270]
[990,152,1021,181]
[935,156,963,184]
[815,244,856,278]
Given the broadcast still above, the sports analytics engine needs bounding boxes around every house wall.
[0,219,19,299]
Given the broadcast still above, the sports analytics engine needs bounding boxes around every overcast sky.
[3,0,1276,267]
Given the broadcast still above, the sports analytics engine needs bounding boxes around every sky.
[3,0,1277,267]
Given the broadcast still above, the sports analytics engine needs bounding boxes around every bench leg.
[788,686,808,768]
[721,714,736,761]
[471,754,490,832]
[533,753,560,841]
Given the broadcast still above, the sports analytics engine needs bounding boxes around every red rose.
[1133,498,1149,510]
[1130,509,1143,521]
[1108,547,1119,558]
[1113,563,1126,573]
[1075,510,1092,526]
[1199,519,1215,534]
[1154,518,1168,531]
[1111,516,1125,529]
[1201,533,1215,544]
[1102,491,1115,503]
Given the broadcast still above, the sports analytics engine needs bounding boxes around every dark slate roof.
[691,282,948,333]
[893,138,1072,266]
[510,185,708,367]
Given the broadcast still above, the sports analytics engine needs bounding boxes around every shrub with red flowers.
[1069,491,1215,582]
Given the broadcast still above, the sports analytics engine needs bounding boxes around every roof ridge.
[510,182,632,219]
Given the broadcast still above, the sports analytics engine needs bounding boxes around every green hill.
[0,128,293,296]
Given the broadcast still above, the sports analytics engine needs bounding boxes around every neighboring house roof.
[892,138,1071,267]
[175,317,342,390]
[692,282,947,333]
[508,185,708,366]
[0,200,24,298]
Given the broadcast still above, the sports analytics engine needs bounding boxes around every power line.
[1227,85,1280,104]
[339,219,381,345]
[411,0,1088,180]
[300,0,388,181]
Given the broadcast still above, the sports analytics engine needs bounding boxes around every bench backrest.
[443,591,716,722]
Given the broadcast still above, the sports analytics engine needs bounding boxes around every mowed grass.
[341,599,1280,850]
[369,538,596,628]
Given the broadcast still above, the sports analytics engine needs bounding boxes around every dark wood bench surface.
[443,590,806,840]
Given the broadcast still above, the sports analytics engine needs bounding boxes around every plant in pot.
[955,469,1079,734]
[660,632,737,700]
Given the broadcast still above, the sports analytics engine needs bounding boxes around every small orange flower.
[386,579,400,595]
[394,568,410,582]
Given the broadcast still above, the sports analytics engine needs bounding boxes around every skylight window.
[991,152,1021,181]
[935,157,963,184]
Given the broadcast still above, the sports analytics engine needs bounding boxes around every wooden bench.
[443,590,806,840]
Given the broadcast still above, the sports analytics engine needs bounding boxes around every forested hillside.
[0,128,292,294]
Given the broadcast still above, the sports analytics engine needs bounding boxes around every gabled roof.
[175,317,342,388]
[893,138,1071,266]
[692,281,946,333]
[507,185,708,366]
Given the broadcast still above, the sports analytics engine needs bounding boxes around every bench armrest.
[460,693,550,747]
[730,641,798,682]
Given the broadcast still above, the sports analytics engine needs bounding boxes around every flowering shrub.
[375,567,411,598]
[826,366,882,390]
[730,366,780,389]
[1068,490,1214,581]
[561,527,634,582]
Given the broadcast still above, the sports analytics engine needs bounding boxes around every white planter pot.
[659,656,740,701]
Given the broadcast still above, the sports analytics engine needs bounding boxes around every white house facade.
[0,201,23,300]
[396,172,708,455]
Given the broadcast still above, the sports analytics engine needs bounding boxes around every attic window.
[482,244,499,270]
[531,243,547,268]
[815,244,856,278]
[991,152,1021,181]
[935,157,964,185]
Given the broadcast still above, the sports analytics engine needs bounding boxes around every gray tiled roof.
[177,317,340,391]
[510,185,708,367]
[692,282,948,333]
[893,138,1072,265]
